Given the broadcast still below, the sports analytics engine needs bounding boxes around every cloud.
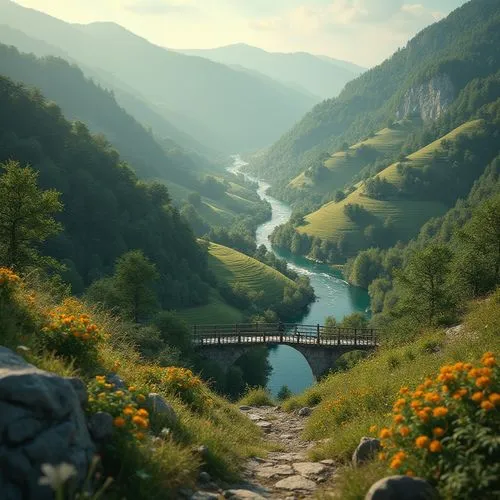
[125,0,195,15]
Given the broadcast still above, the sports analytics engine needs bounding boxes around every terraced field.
[289,120,417,193]
[298,121,482,249]
[207,242,296,305]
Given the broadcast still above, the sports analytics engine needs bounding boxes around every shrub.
[239,387,274,407]
[0,267,20,296]
[40,299,101,365]
[277,385,293,401]
[377,353,500,498]
[86,376,150,443]
[164,366,207,411]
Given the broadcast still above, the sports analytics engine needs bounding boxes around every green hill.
[297,120,485,248]
[289,119,417,194]
[250,0,500,185]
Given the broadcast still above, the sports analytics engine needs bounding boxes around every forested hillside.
[0,0,316,152]
[250,0,500,186]
[0,75,211,306]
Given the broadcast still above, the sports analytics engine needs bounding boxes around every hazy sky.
[13,0,468,66]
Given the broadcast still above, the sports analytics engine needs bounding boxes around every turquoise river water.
[229,156,370,395]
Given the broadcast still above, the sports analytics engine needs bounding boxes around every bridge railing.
[192,323,378,347]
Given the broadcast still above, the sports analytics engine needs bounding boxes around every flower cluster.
[87,375,149,441]
[40,299,101,362]
[164,366,207,410]
[0,267,20,286]
[375,353,499,488]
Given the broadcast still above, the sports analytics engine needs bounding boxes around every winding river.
[229,156,370,395]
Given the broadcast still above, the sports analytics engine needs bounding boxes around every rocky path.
[189,405,335,500]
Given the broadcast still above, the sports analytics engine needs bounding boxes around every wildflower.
[123,406,135,416]
[432,427,445,438]
[476,376,491,389]
[429,440,442,453]
[113,417,126,428]
[399,426,410,437]
[115,391,124,397]
[433,407,448,418]
[394,414,404,424]
[136,408,149,418]
[471,391,483,402]
[424,392,441,403]
[132,415,149,429]
[481,401,494,411]
[399,387,409,394]
[415,436,430,449]
[136,394,146,403]
[482,356,496,367]
[104,383,113,390]
[394,451,407,460]
[417,411,430,423]
[488,393,500,406]
[413,390,424,398]
[390,458,403,469]
[369,425,378,433]
[128,386,136,392]
[379,428,392,439]
[38,463,77,490]
[410,400,422,409]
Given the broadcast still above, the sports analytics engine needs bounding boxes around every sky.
[13,0,468,67]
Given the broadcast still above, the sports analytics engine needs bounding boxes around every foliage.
[377,354,499,498]
[277,385,293,401]
[163,366,207,411]
[0,160,62,271]
[239,387,275,407]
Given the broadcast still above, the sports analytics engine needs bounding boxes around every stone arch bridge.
[193,323,378,379]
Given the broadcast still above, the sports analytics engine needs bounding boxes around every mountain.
[178,44,364,100]
[0,0,317,152]
[250,0,500,186]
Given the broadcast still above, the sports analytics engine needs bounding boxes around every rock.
[146,393,178,424]
[247,413,262,422]
[275,475,317,491]
[0,347,95,499]
[352,437,381,466]
[88,412,114,442]
[298,407,312,417]
[196,444,210,459]
[199,471,211,483]
[320,459,335,466]
[292,462,327,477]
[106,372,126,389]
[256,421,272,433]
[239,405,252,411]
[280,434,294,440]
[68,377,88,406]
[190,492,219,500]
[365,476,439,500]
[224,489,266,499]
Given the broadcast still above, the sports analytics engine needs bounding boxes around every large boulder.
[365,476,438,500]
[0,347,95,499]
[352,437,381,466]
[146,393,178,425]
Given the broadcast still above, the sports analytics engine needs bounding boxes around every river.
[229,156,370,395]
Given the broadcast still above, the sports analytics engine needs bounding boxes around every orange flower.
[136,408,149,418]
[432,427,445,438]
[394,451,407,460]
[369,425,378,433]
[135,432,145,440]
[390,458,403,469]
[413,390,424,398]
[481,401,494,411]
[380,428,392,439]
[424,378,433,388]
[399,426,410,437]
[113,417,126,428]
[417,411,430,423]
[394,414,404,424]
[483,356,496,367]
[429,440,442,453]
[433,407,448,418]
[128,386,136,392]
[123,407,135,416]
[424,392,441,403]
[476,376,491,389]
[411,400,422,409]
[399,387,409,395]
[471,391,484,403]
[132,415,149,429]
[378,452,387,461]
[488,393,500,406]
[415,436,430,449]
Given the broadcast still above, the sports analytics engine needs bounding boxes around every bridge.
[193,323,378,379]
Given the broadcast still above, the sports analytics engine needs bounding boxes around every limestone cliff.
[396,73,455,121]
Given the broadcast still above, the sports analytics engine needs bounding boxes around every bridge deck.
[193,323,378,348]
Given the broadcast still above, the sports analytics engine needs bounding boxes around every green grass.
[207,241,297,304]
[176,288,244,325]
[298,121,481,248]
[239,387,275,407]
[289,120,416,193]
[282,291,500,499]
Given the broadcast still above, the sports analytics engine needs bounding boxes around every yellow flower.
[136,408,149,418]
[136,394,146,403]
[369,425,378,433]
[378,452,387,461]
[379,428,392,439]
[123,407,135,416]
[98,392,106,399]
[132,415,149,429]
[429,440,442,453]
[113,417,126,428]
[432,427,445,438]
[115,391,124,397]
[415,436,430,449]
[399,387,409,394]
[104,383,113,390]
[128,386,136,392]
[399,426,410,437]
[433,407,448,418]
[481,401,494,411]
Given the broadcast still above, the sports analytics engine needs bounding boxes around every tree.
[277,385,292,401]
[395,245,454,325]
[0,160,62,270]
[114,250,159,323]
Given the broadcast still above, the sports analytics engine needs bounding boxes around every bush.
[239,387,274,407]
[277,385,293,401]
[377,353,500,498]
[164,366,207,411]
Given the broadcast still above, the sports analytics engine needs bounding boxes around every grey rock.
[88,412,114,442]
[320,459,335,465]
[0,347,95,498]
[196,444,210,459]
[275,475,317,491]
[298,407,312,417]
[224,489,266,499]
[256,421,272,433]
[352,437,381,466]
[292,462,327,477]
[199,471,211,483]
[239,405,252,411]
[247,413,262,421]
[68,377,88,406]
[190,492,219,500]
[365,475,438,500]
[147,393,178,424]
[106,372,126,389]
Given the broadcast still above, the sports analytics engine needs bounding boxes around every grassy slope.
[298,121,481,245]
[289,120,416,194]
[176,242,296,325]
[284,292,500,498]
